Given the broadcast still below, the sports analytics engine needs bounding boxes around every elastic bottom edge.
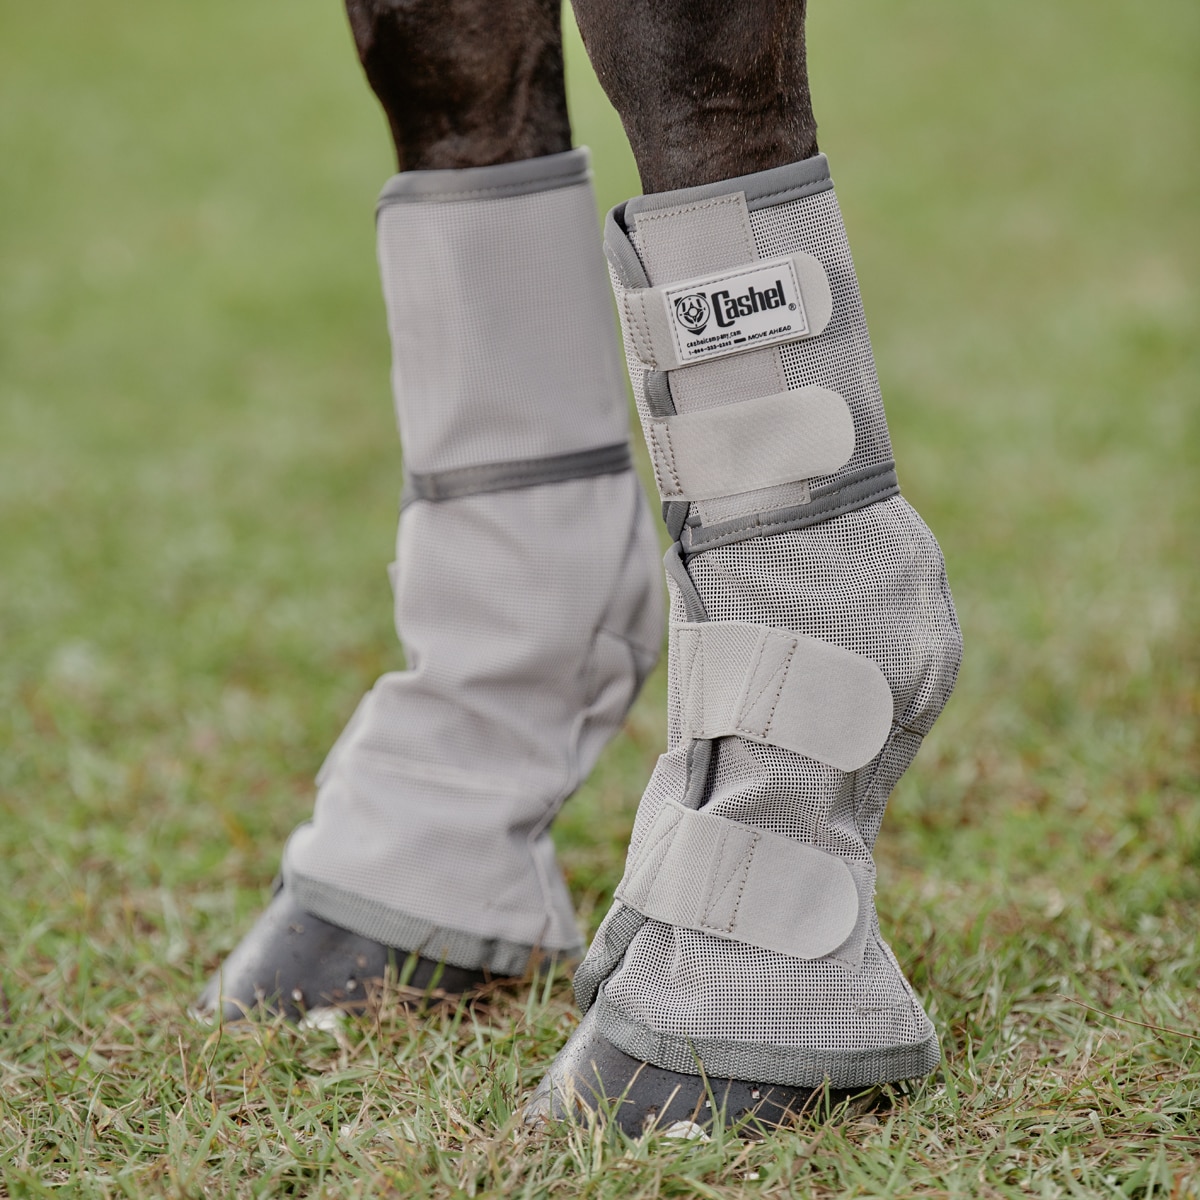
[287,872,584,978]
[592,990,941,1090]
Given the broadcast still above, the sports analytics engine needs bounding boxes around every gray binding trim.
[378,147,591,210]
[682,736,714,812]
[592,989,941,1090]
[663,501,690,542]
[642,369,676,419]
[405,442,632,503]
[644,369,685,536]
[681,462,901,556]
[663,543,708,622]
[604,205,652,290]
[288,873,582,977]
[664,542,713,810]
[621,154,833,226]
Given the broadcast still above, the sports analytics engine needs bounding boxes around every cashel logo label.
[673,292,712,334]
[663,256,809,366]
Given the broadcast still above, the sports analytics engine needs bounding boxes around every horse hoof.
[192,887,490,1023]
[524,1003,832,1137]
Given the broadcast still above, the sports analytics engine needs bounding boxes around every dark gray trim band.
[663,542,708,622]
[681,462,901,557]
[642,369,675,419]
[593,989,940,1090]
[405,442,633,504]
[378,147,591,212]
[604,204,651,291]
[663,500,690,541]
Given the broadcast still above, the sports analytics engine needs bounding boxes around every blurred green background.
[0,1,1197,1193]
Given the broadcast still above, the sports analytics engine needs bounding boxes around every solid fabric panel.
[376,148,629,475]
[285,152,665,975]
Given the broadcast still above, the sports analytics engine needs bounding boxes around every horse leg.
[194,0,664,1023]
[344,0,570,170]
[570,0,817,192]
[527,0,962,1133]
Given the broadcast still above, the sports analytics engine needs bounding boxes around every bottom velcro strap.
[615,799,859,960]
[675,620,894,772]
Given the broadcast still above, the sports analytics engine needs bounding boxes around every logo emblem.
[673,292,711,335]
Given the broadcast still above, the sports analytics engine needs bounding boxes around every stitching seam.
[734,630,780,738]
[622,293,657,369]
[760,637,797,741]
[727,833,756,934]
[747,178,833,206]
[660,423,682,494]
[698,824,725,931]
[379,173,586,204]
[634,195,743,224]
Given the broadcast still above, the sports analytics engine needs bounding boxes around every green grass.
[1,0,1197,1194]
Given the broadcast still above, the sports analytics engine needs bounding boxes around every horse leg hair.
[569,0,817,193]
[344,0,571,170]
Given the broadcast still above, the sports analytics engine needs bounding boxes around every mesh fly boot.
[527,153,962,1134]
[196,149,663,1023]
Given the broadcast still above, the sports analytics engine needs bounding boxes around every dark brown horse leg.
[569,0,816,192]
[344,0,571,171]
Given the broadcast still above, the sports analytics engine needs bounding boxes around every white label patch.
[662,256,809,366]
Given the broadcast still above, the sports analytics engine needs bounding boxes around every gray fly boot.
[527,153,962,1134]
[197,150,663,1021]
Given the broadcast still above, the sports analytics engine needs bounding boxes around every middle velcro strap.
[675,620,894,771]
[646,386,855,501]
[615,798,860,959]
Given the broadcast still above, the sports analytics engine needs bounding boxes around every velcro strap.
[622,252,833,371]
[675,621,893,771]
[646,386,854,501]
[615,799,860,959]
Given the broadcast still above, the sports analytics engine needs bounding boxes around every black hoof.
[193,887,490,1023]
[525,1003,847,1136]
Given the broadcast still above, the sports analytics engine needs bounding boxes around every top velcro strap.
[615,798,860,959]
[675,621,894,771]
[622,252,833,371]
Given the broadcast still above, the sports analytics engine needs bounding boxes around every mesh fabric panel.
[751,190,894,490]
